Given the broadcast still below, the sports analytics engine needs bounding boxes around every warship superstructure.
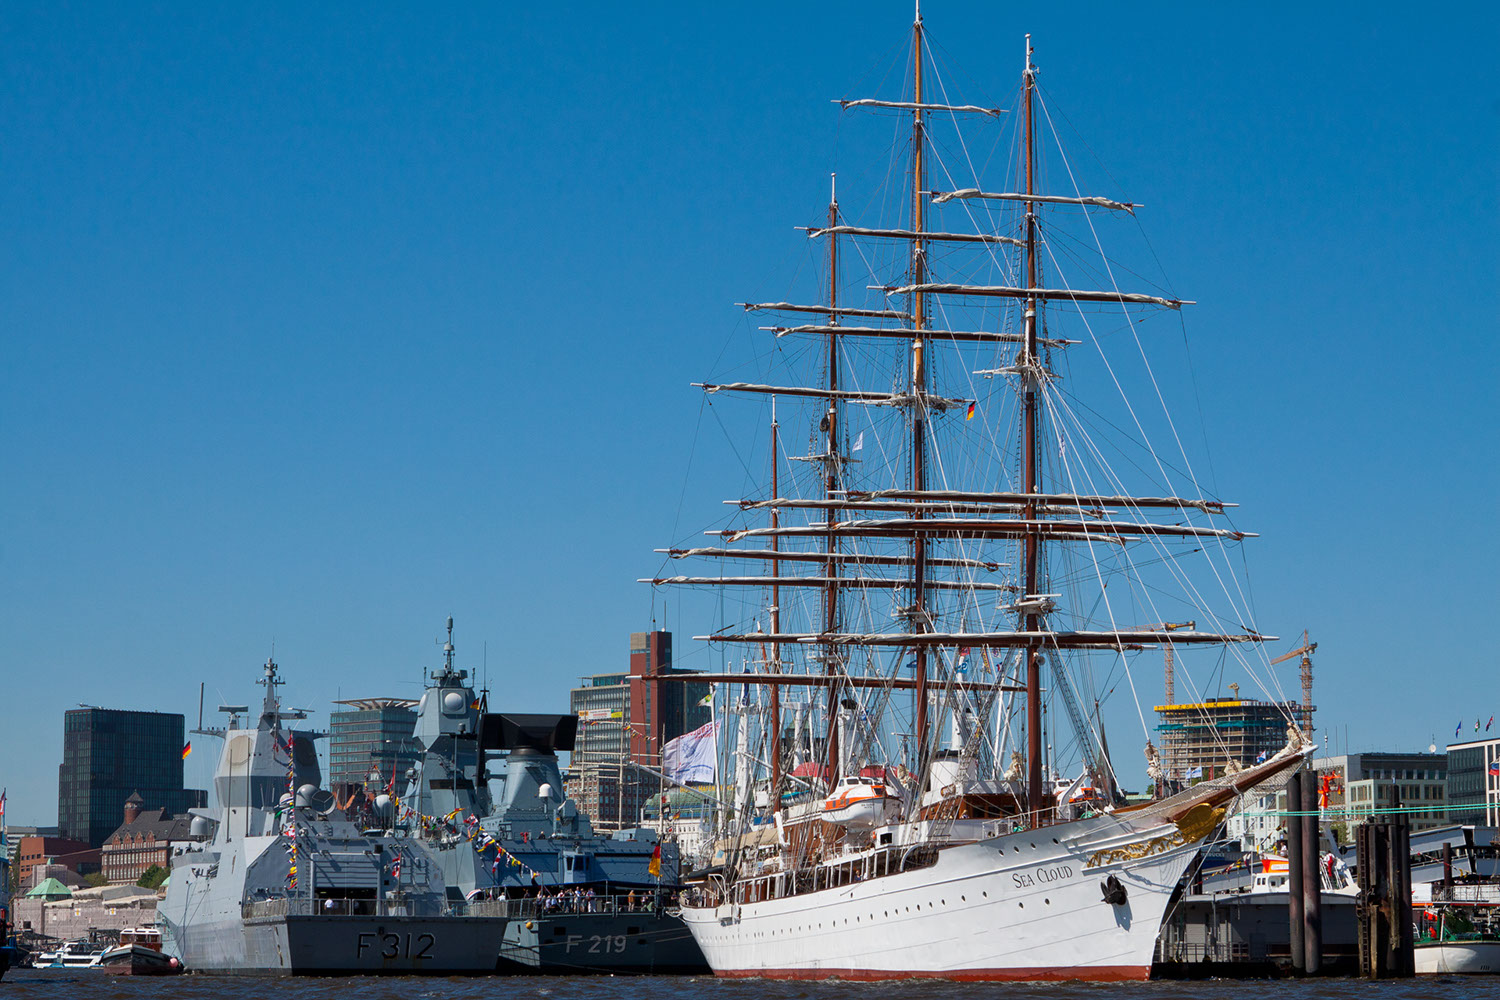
[158,658,510,975]
[398,620,708,973]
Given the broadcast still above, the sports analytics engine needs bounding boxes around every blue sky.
[2,3,1496,825]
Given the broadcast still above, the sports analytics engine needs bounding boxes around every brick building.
[100,791,202,884]
[14,835,99,889]
[566,631,709,831]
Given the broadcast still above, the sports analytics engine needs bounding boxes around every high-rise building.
[1153,696,1303,786]
[57,708,206,848]
[1447,736,1500,826]
[566,631,709,831]
[329,698,420,792]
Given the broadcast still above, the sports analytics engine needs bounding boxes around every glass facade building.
[57,708,206,848]
[1447,737,1500,826]
[329,699,420,790]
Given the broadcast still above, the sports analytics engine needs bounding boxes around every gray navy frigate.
[394,619,708,974]
[158,658,511,974]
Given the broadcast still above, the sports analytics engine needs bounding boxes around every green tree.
[84,871,109,888]
[137,865,168,889]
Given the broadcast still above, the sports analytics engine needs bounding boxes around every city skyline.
[2,3,1496,824]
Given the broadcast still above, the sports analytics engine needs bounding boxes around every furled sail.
[930,188,1139,213]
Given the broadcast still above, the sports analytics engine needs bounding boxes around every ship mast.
[768,398,781,804]
[1021,35,1044,822]
[822,176,842,782]
[643,16,1275,848]
[909,2,931,778]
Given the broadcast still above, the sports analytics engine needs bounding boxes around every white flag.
[662,721,718,784]
[852,431,864,452]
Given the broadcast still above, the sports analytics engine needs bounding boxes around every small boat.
[822,774,902,830]
[41,940,106,968]
[1416,908,1500,975]
[97,927,183,976]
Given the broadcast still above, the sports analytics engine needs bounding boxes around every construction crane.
[1270,630,1317,736]
[1144,621,1196,704]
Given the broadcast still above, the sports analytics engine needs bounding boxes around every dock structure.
[1155,891,1359,977]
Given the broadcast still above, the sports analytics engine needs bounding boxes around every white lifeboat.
[822,775,901,829]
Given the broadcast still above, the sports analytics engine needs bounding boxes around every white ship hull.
[1415,940,1500,975]
[682,811,1199,980]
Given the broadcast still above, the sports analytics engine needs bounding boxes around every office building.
[1447,735,1500,827]
[57,708,206,848]
[566,631,710,831]
[329,698,420,792]
[1315,751,1449,832]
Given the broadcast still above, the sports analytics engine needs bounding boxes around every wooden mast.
[823,176,842,783]
[910,1,931,780]
[768,398,781,805]
[1021,34,1044,823]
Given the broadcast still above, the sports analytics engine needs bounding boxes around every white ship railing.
[1433,884,1500,903]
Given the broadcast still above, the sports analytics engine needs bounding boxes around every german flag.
[182,742,192,759]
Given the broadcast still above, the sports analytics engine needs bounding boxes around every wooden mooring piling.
[1354,795,1414,978]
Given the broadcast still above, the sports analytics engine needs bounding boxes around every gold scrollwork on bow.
[1084,804,1226,870]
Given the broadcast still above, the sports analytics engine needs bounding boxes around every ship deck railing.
[687,843,940,909]
[244,893,667,921]
[460,893,666,920]
[243,897,442,919]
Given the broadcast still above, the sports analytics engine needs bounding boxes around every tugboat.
[96,927,183,975]
[158,657,511,974]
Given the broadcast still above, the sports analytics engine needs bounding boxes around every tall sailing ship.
[643,10,1311,981]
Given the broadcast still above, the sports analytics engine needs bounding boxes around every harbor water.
[0,971,1485,1000]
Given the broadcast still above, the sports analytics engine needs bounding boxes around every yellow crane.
[1145,621,1196,704]
[1270,631,1317,736]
